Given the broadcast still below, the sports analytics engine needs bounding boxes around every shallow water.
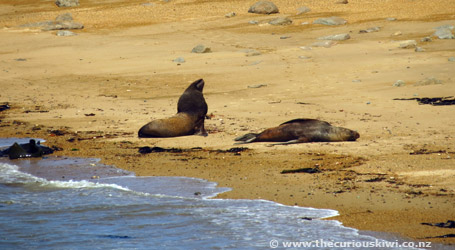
[0,139,428,249]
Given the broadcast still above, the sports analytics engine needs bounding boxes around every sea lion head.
[336,127,360,141]
[177,79,208,117]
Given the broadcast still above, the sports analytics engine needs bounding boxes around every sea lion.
[235,118,359,145]
[0,139,54,159]
[138,79,208,138]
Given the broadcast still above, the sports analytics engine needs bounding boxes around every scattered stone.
[244,49,261,57]
[56,30,77,36]
[248,1,279,15]
[313,17,347,26]
[300,22,309,25]
[14,58,27,61]
[173,57,185,63]
[225,12,236,18]
[249,60,262,65]
[55,13,73,22]
[421,37,432,42]
[435,24,455,30]
[55,0,79,7]
[415,77,442,86]
[191,44,211,53]
[393,80,406,87]
[352,79,361,83]
[398,40,417,49]
[296,6,311,15]
[248,20,259,25]
[317,33,350,41]
[386,17,397,21]
[392,31,402,36]
[449,57,455,62]
[359,27,381,33]
[415,47,425,52]
[299,46,312,50]
[42,21,84,31]
[248,84,267,88]
[141,3,155,7]
[311,40,336,48]
[433,27,454,39]
[298,56,311,59]
[280,36,291,39]
[335,0,348,4]
[268,17,292,25]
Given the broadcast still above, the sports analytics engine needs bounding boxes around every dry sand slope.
[1,0,455,245]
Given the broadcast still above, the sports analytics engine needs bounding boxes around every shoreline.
[1,0,455,246]
[0,122,454,245]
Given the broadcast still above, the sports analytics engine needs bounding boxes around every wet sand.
[1,0,454,245]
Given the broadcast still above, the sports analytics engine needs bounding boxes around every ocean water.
[0,139,427,249]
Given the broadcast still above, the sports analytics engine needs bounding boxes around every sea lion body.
[138,79,208,138]
[235,119,359,144]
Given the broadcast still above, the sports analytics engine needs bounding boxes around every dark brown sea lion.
[0,139,54,159]
[235,118,359,144]
[138,79,208,138]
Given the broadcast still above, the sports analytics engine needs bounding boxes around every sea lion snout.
[351,131,360,141]
[193,79,204,91]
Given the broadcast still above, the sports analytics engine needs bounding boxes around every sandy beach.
[1,0,454,245]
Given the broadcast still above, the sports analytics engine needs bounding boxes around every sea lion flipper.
[234,133,258,142]
[269,139,303,146]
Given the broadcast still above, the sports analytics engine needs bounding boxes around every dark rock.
[248,1,279,15]
[0,103,10,112]
[0,139,54,159]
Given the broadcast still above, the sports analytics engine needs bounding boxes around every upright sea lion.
[138,79,208,138]
[235,118,359,144]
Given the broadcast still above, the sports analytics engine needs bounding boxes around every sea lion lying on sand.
[235,118,359,145]
[138,79,208,138]
[0,139,54,159]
